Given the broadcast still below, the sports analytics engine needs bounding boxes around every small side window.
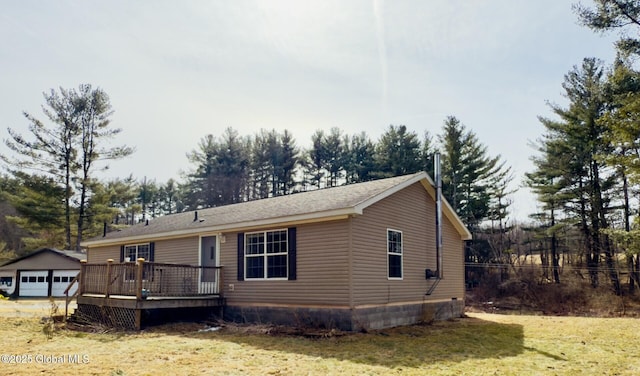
[0,277,12,286]
[387,229,403,279]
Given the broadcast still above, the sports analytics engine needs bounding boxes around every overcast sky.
[0,1,620,221]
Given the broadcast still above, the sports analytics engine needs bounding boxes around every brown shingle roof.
[82,172,471,246]
[0,248,85,268]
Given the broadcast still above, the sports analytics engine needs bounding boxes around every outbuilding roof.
[0,248,85,269]
[82,172,471,247]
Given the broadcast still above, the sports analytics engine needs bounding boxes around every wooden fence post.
[105,259,113,298]
[135,258,145,300]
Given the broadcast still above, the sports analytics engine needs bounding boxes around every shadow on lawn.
[177,316,524,368]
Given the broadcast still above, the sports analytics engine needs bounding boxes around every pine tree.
[74,85,133,250]
[278,130,299,195]
[2,173,67,250]
[304,130,328,189]
[1,85,132,250]
[574,0,640,55]
[525,139,569,284]
[600,56,640,292]
[343,132,376,184]
[375,125,423,178]
[322,128,346,187]
[185,134,221,209]
[248,129,299,198]
[184,128,250,207]
[530,58,620,293]
[438,116,504,231]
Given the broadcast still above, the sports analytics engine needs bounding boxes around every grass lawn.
[0,310,639,375]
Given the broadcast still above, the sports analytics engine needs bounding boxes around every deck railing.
[79,259,223,299]
[63,272,80,322]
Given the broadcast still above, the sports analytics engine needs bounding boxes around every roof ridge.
[349,172,425,208]
[82,172,435,246]
[192,172,422,214]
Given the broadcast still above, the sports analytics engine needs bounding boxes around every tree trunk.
[579,178,598,287]
[636,255,640,294]
[603,235,621,295]
[628,254,636,294]
[75,183,87,251]
[541,242,549,281]
[622,170,634,293]
[64,160,72,250]
[551,206,560,283]
[592,160,620,295]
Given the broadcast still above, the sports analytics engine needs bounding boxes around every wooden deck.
[77,294,224,309]
[71,259,224,329]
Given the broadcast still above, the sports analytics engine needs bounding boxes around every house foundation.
[224,299,465,331]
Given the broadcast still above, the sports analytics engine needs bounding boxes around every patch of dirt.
[90,319,349,338]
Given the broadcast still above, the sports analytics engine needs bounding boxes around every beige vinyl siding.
[154,237,199,264]
[427,217,465,300]
[351,182,465,306]
[88,245,120,263]
[88,237,199,265]
[221,220,350,307]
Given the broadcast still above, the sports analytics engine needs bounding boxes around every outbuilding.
[0,248,85,297]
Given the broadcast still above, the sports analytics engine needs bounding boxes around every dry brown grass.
[1,305,640,375]
[466,266,640,317]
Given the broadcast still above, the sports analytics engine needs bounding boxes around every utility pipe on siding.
[435,152,443,278]
[426,153,443,296]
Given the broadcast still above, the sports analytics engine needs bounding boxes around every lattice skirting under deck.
[73,304,138,330]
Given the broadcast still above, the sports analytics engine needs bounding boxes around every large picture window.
[245,230,288,279]
[388,229,403,279]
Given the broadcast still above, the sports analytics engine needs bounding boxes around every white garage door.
[19,271,49,297]
[51,270,79,297]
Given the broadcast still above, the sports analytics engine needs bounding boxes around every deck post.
[79,260,87,296]
[219,267,224,297]
[105,259,114,298]
[134,309,142,330]
[135,258,145,300]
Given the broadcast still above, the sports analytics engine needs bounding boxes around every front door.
[200,236,218,294]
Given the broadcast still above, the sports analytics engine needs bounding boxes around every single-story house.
[79,172,471,330]
[0,248,84,297]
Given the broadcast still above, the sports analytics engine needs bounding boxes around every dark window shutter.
[237,233,244,281]
[288,227,297,280]
[120,245,125,262]
[149,242,155,262]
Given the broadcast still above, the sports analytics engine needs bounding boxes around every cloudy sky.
[0,1,620,221]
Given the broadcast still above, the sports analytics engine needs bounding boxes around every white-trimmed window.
[387,229,403,279]
[0,277,12,287]
[125,243,150,262]
[245,229,288,279]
